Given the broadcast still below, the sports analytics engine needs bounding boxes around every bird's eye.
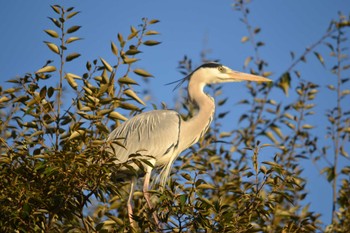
[218,66,226,73]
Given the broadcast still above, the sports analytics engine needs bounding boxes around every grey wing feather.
[106,110,181,166]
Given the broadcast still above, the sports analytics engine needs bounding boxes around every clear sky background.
[1,0,349,227]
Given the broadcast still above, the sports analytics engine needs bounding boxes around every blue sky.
[1,0,349,227]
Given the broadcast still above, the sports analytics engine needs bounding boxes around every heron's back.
[106,110,182,171]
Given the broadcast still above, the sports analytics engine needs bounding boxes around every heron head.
[166,62,272,91]
[197,62,272,84]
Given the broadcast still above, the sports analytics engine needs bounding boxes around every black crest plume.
[166,62,222,91]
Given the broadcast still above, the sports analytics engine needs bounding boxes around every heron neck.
[182,79,215,148]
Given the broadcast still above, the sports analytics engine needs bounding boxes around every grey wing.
[106,110,181,166]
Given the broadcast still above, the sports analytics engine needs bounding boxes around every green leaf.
[197,183,216,189]
[111,41,118,56]
[117,33,124,47]
[35,66,57,73]
[133,68,153,78]
[123,57,139,64]
[48,17,61,28]
[44,42,60,54]
[44,29,59,38]
[50,5,61,14]
[244,56,252,69]
[143,40,161,46]
[181,173,192,181]
[277,72,291,96]
[66,25,81,34]
[65,73,81,90]
[145,30,160,36]
[66,52,81,62]
[100,57,113,72]
[109,112,128,121]
[66,11,80,19]
[241,36,249,43]
[179,194,187,207]
[118,76,138,85]
[0,96,10,103]
[124,89,145,105]
[314,52,325,67]
[65,37,81,44]
[125,48,142,55]
[127,27,138,40]
[148,19,160,24]
[321,166,335,182]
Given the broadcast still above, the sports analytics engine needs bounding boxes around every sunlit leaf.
[111,41,118,56]
[66,25,81,34]
[100,57,113,72]
[66,52,81,62]
[44,42,60,54]
[48,17,61,28]
[50,5,61,14]
[124,89,145,105]
[44,29,59,38]
[143,40,161,46]
[241,36,249,43]
[277,72,291,96]
[109,112,128,121]
[66,11,80,19]
[123,57,139,64]
[35,66,57,73]
[145,30,160,35]
[66,37,81,44]
[148,19,160,24]
[0,96,10,103]
[133,68,153,78]
[314,52,325,67]
[118,76,138,85]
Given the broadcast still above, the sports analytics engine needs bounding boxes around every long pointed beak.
[229,71,272,82]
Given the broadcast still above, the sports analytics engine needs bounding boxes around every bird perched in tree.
[105,62,271,227]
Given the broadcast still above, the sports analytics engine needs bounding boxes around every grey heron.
[105,62,271,227]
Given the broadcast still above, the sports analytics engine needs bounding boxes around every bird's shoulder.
[108,109,181,139]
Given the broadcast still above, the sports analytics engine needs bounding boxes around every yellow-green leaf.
[241,36,249,43]
[45,42,60,54]
[145,30,160,36]
[278,72,291,96]
[0,96,10,103]
[67,11,80,19]
[265,131,278,144]
[50,5,61,14]
[66,53,81,62]
[65,73,81,90]
[271,124,284,139]
[302,124,314,129]
[124,89,145,105]
[133,68,153,78]
[148,19,160,24]
[109,112,128,121]
[66,25,81,34]
[117,33,124,46]
[118,76,138,85]
[143,40,161,46]
[196,183,215,189]
[66,37,81,44]
[314,52,325,67]
[69,130,85,140]
[123,57,139,64]
[100,57,113,72]
[111,41,118,56]
[44,29,59,38]
[35,66,57,73]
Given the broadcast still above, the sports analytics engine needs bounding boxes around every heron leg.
[128,176,137,229]
[143,166,159,225]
